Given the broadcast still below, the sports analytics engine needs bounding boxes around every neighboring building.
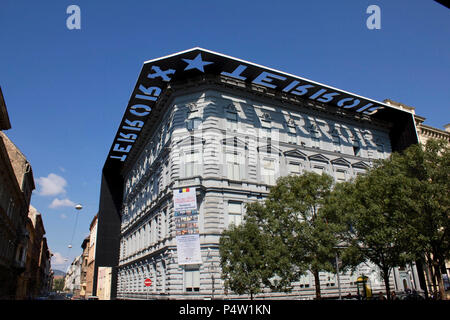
[97,266,112,300]
[96,48,419,299]
[16,211,36,299]
[79,236,90,297]
[37,237,53,296]
[383,99,450,144]
[384,99,450,297]
[0,87,35,299]
[18,206,49,299]
[64,254,82,295]
[29,207,46,297]
[85,215,97,297]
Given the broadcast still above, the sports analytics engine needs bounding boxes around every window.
[332,136,341,153]
[260,127,271,139]
[311,136,320,149]
[261,113,271,128]
[226,152,240,181]
[312,166,324,175]
[335,169,346,182]
[260,113,272,139]
[262,158,276,185]
[287,120,297,144]
[352,140,361,157]
[226,111,238,131]
[160,209,167,239]
[164,161,170,187]
[187,118,202,131]
[161,261,166,293]
[289,162,301,175]
[228,202,242,227]
[185,268,200,292]
[287,133,297,144]
[377,144,384,158]
[184,151,200,177]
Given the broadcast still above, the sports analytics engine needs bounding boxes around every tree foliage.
[389,139,450,298]
[323,164,416,299]
[219,215,275,299]
[247,172,340,299]
[324,138,449,299]
[219,138,449,300]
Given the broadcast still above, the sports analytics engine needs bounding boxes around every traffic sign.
[144,278,152,287]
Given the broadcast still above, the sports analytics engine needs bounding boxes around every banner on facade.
[176,234,202,265]
[175,210,199,236]
[174,187,201,265]
[173,187,197,211]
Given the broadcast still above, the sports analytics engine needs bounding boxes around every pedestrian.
[390,291,398,300]
[378,291,386,300]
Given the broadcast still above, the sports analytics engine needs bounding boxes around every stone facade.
[116,87,396,300]
[79,236,90,297]
[0,87,52,300]
[85,215,97,297]
[0,127,35,299]
[64,254,82,295]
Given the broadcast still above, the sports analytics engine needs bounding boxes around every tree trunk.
[426,253,438,297]
[382,268,391,301]
[313,269,321,300]
[433,262,446,300]
[418,259,430,299]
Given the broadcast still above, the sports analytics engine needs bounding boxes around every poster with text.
[176,234,202,265]
[173,187,197,211]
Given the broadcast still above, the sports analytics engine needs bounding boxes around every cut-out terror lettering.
[108,48,384,162]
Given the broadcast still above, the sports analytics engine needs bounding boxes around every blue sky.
[1,1,449,271]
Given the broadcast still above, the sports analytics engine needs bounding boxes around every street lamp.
[67,204,83,264]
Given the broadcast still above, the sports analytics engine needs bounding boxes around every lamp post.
[67,204,83,266]
[70,204,82,246]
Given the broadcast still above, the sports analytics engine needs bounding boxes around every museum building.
[94,48,421,299]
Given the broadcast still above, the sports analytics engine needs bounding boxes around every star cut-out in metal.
[182,53,213,72]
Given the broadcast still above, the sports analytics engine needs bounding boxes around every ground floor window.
[185,268,200,292]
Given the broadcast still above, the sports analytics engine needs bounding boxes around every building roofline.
[104,48,418,172]
[144,48,414,115]
[0,86,12,130]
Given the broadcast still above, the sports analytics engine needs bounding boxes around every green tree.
[53,278,64,292]
[251,172,339,299]
[219,215,276,299]
[390,139,450,299]
[323,139,449,300]
[329,161,416,299]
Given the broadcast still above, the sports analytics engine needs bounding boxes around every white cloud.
[51,252,66,266]
[36,173,68,196]
[60,213,67,219]
[49,198,75,209]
